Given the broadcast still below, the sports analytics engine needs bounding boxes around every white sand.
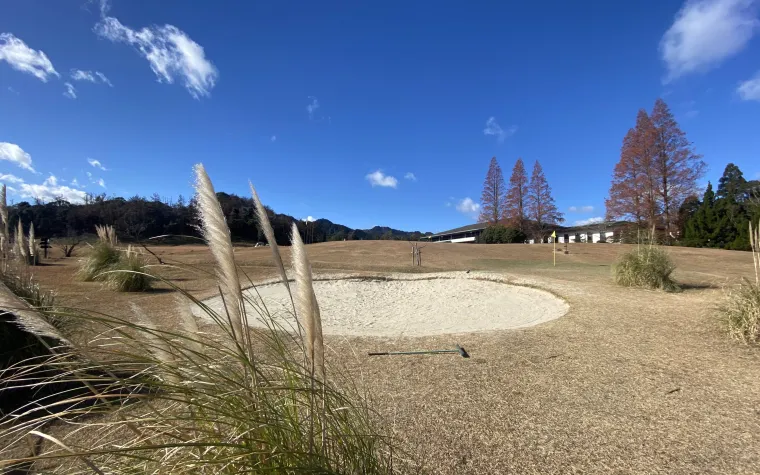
[194,273,568,337]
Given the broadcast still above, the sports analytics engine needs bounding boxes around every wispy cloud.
[483,117,517,142]
[738,72,760,100]
[97,178,106,188]
[307,96,319,119]
[95,15,218,98]
[574,217,605,226]
[0,33,59,82]
[70,177,81,187]
[44,175,58,186]
[456,197,480,219]
[659,0,760,82]
[7,86,18,95]
[270,135,276,142]
[0,142,36,172]
[0,173,24,184]
[17,181,87,203]
[365,170,398,188]
[568,205,594,213]
[404,172,417,181]
[88,158,107,170]
[63,82,77,99]
[71,69,113,86]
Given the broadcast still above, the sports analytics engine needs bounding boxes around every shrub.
[0,165,397,473]
[613,244,680,292]
[722,280,760,343]
[479,224,527,244]
[77,240,121,281]
[102,246,153,292]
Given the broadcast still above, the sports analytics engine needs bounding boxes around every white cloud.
[365,170,398,188]
[88,158,107,170]
[404,172,417,181]
[43,175,58,186]
[569,205,594,213]
[97,178,106,188]
[95,16,218,98]
[573,217,605,226]
[0,142,35,172]
[0,173,24,184]
[70,177,80,187]
[483,117,517,142]
[445,201,452,207]
[737,72,760,100]
[270,135,276,142]
[0,33,59,82]
[86,171,92,178]
[7,86,18,95]
[17,182,87,203]
[302,216,316,222]
[307,96,319,119]
[456,198,481,219]
[71,69,113,86]
[63,82,77,99]
[659,0,760,82]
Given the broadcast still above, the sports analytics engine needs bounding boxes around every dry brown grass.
[23,241,760,474]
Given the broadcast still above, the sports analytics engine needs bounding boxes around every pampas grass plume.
[290,222,324,378]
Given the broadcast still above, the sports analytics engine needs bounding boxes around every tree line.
[606,98,758,250]
[6,192,429,245]
[479,156,564,241]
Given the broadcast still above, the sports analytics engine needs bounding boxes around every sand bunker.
[195,273,568,337]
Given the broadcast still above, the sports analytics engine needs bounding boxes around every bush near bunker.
[613,244,680,292]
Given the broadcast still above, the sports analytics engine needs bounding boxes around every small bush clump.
[613,244,680,292]
[478,224,527,244]
[78,225,152,291]
[103,246,152,292]
[723,280,760,344]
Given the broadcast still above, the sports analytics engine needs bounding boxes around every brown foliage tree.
[606,110,659,226]
[479,157,507,224]
[650,98,706,239]
[504,158,529,231]
[527,160,563,238]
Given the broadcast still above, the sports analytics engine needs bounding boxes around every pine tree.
[716,163,748,202]
[651,98,706,239]
[504,158,529,232]
[479,157,507,224]
[684,182,716,246]
[526,160,563,239]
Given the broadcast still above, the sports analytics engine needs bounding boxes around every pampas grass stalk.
[751,220,759,285]
[194,164,247,349]
[290,222,324,379]
[0,184,8,258]
[15,220,28,261]
[28,222,35,258]
[250,182,291,292]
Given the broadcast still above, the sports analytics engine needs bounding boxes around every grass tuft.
[613,244,680,292]
[102,246,153,292]
[722,279,760,344]
[77,240,121,282]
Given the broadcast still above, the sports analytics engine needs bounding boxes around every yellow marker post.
[551,230,557,266]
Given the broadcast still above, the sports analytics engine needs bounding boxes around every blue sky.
[1,0,759,232]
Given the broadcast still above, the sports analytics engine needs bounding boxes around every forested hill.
[6,191,431,244]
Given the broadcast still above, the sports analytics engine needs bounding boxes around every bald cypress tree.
[479,157,507,224]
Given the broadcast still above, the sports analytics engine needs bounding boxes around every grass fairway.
[30,241,760,474]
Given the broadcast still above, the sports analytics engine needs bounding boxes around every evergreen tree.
[716,163,748,202]
[684,182,716,247]
[478,157,507,224]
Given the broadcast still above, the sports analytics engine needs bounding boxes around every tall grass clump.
[0,164,397,474]
[613,234,680,292]
[722,220,760,343]
[77,225,152,291]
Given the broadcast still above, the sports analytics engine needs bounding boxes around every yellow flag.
[551,230,556,238]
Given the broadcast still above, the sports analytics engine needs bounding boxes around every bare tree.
[55,230,83,257]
